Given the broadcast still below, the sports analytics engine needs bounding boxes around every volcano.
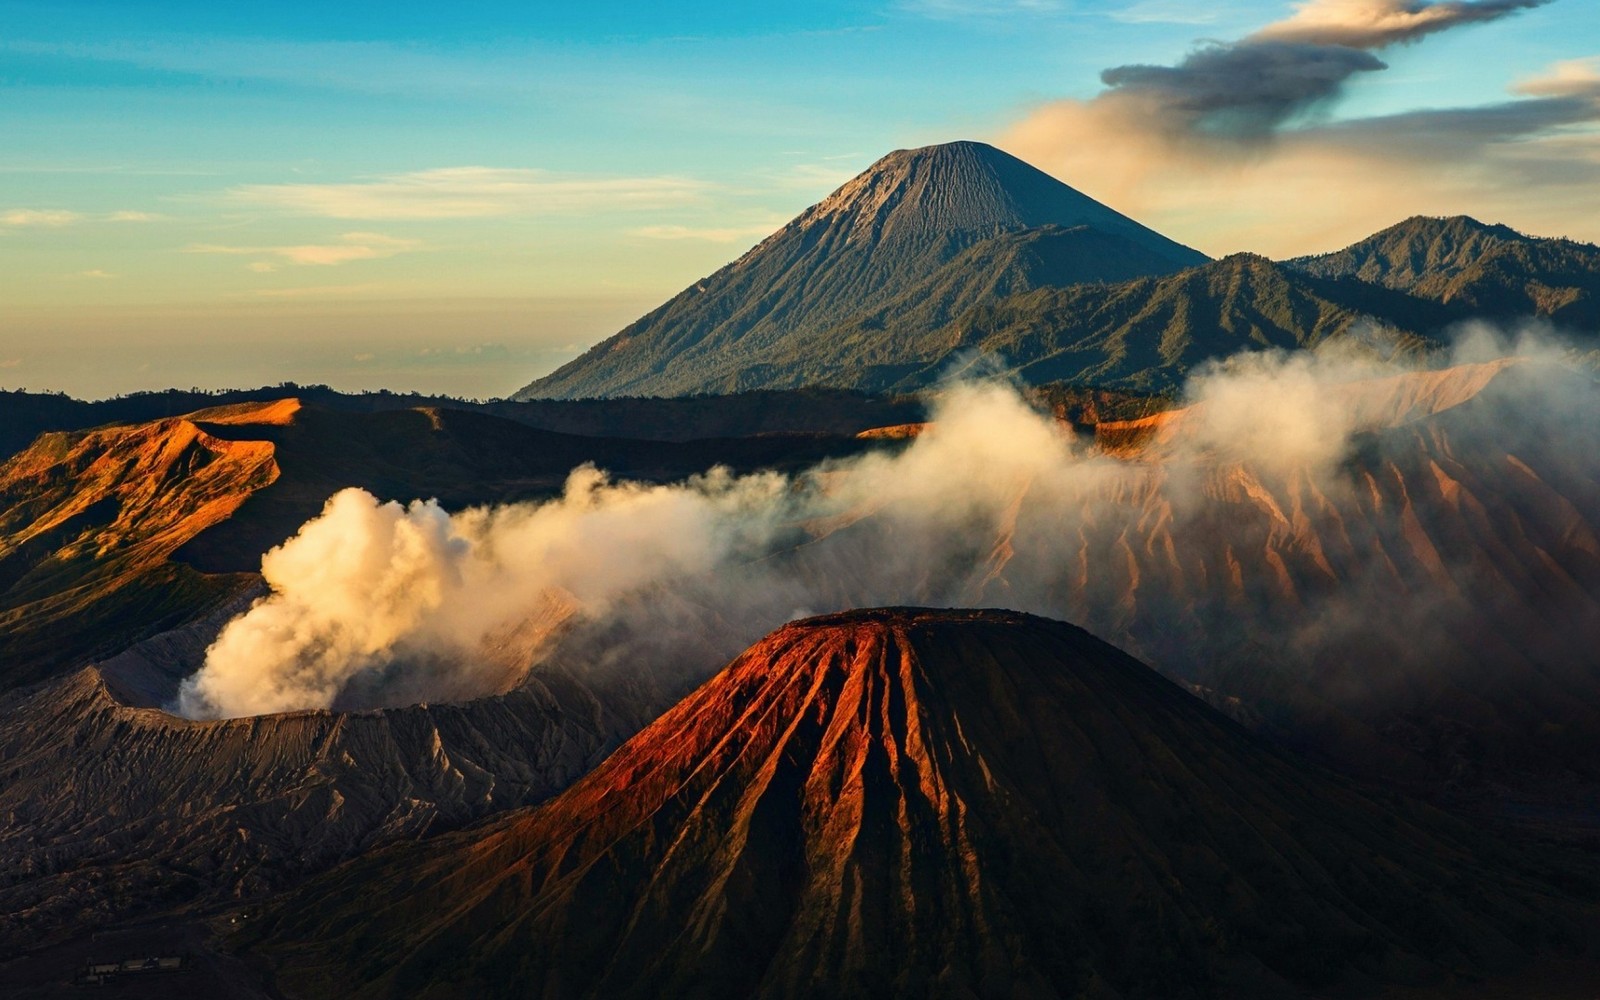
[514,141,1207,400]
[251,609,1582,999]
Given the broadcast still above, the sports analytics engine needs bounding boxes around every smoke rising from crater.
[176,330,1600,720]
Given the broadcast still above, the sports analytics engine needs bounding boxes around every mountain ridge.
[1287,215,1600,327]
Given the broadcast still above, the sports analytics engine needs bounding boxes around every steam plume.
[176,331,1600,720]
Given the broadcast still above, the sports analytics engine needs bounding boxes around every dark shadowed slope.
[760,253,1452,393]
[0,587,709,955]
[515,141,1207,400]
[251,610,1591,1000]
[0,385,927,463]
[1286,216,1600,328]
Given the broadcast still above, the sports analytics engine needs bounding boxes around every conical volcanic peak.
[255,608,1579,1000]
[514,141,1207,400]
[794,140,1186,247]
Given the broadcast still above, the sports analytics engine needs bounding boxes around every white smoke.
[175,333,1600,720]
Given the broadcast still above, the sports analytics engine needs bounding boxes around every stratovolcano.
[249,609,1582,999]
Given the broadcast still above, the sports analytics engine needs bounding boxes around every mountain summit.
[514,141,1207,399]
[1287,215,1600,326]
[792,139,1198,246]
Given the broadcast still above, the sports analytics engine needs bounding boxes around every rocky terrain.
[0,616,699,956]
[0,401,283,691]
[8,358,1600,962]
[0,395,901,952]
[0,396,882,692]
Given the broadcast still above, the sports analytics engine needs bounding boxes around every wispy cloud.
[631,222,782,243]
[1252,0,1548,48]
[75,269,118,279]
[226,167,708,221]
[1,208,163,227]
[1,209,83,227]
[184,232,421,267]
[765,161,864,191]
[1000,0,1587,254]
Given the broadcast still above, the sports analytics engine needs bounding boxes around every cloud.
[184,232,421,267]
[999,0,1595,254]
[764,161,867,191]
[227,167,707,221]
[631,223,781,243]
[1252,0,1549,48]
[1087,0,1551,146]
[1514,56,1600,99]
[1,209,83,227]
[1097,42,1386,144]
[106,210,163,222]
[76,269,118,279]
[1,208,165,228]
[414,343,515,363]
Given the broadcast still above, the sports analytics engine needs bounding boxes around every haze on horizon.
[2,0,1596,398]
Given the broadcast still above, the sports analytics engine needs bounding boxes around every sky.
[1,0,1596,399]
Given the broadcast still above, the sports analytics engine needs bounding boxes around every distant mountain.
[1286,215,1600,327]
[515,140,1208,400]
[250,609,1584,999]
[735,252,1452,393]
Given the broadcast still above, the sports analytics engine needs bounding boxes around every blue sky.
[0,0,1595,397]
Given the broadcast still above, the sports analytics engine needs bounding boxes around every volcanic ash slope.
[250,609,1588,1000]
